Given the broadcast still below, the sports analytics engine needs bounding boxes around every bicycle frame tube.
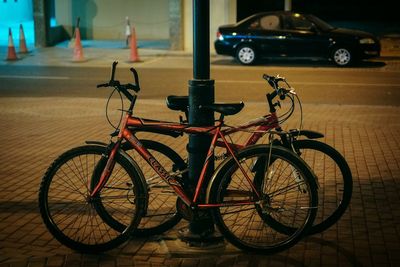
[215,112,280,150]
[121,127,192,206]
[244,112,280,146]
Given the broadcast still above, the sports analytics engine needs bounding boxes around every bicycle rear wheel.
[38,145,146,253]
[120,140,187,236]
[292,139,352,234]
[209,144,318,254]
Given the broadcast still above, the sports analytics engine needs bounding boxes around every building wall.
[183,0,236,52]
[0,0,33,21]
[54,0,169,40]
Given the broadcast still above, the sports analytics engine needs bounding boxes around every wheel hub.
[239,47,255,63]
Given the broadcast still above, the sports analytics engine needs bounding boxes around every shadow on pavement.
[307,237,363,267]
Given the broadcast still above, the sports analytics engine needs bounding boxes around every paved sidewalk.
[0,97,400,267]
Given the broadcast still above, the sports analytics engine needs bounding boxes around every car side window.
[286,14,314,31]
[249,15,281,30]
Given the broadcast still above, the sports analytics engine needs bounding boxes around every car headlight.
[359,38,375,44]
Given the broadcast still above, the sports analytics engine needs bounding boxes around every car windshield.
[307,15,335,31]
[236,14,260,27]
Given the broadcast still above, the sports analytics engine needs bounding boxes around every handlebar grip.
[110,61,118,82]
[129,67,140,91]
[97,83,109,88]
[263,74,277,88]
[262,74,271,80]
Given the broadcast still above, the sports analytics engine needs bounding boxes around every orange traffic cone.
[72,27,85,62]
[19,24,28,53]
[129,26,140,62]
[69,17,80,48]
[6,28,18,61]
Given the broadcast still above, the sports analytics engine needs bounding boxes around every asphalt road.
[0,58,399,105]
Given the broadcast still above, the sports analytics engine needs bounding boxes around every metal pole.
[178,0,222,245]
[192,0,210,79]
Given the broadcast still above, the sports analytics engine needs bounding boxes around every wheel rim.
[238,47,255,64]
[40,147,139,251]
[333,48,351,66]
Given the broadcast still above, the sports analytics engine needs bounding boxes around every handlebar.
[263,74,285,88]
[263,74,294,99]
[96,61,141,102]
[263,74,296,113]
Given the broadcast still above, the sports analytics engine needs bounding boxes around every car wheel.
[331,47,352,67]
[236,45,257,65]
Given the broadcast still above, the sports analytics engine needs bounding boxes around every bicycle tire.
[209,144,318,254]
[121,140,187,236]
[38,145,146,253]
[291,139,353,234]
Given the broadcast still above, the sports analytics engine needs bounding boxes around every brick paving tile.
[26,263,39,267]
[162,259,180,267]
[99,261,116,267]
[9,261,28,267]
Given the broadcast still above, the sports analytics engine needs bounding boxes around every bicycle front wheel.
[209,144,318,254]
[38,145,146,253]
[292,139,352,234]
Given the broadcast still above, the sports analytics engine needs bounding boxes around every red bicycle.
[122,73,352,237]
[39,62,318,253]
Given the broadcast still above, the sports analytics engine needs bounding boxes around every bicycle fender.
[290,129,324,139]
[85,140,109,146]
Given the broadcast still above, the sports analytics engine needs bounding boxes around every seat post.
[218,113,225,123]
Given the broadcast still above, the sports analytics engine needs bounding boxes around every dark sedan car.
[214,11,381,66]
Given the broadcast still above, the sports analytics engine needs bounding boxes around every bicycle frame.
[91,113,261,209]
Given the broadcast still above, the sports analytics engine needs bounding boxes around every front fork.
[90,141,121,197]
[277,131,320,191]
[269,132,308,193]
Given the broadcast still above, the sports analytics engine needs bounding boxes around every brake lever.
[110,61,118,81]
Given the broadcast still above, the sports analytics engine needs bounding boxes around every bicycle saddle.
[166,95,188,112]
[166,95,244,116]
[200,102,244,116]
